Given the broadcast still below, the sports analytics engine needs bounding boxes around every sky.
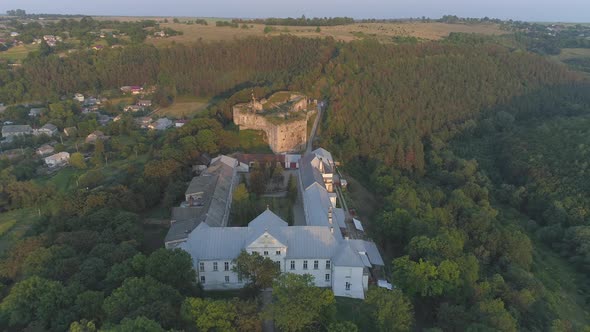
[0,0,589,23]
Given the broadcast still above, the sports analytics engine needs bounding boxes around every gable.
[246,231,287,250]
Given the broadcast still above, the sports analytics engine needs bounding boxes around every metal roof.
[333,241,366,267]
[2,125,32,134]
[348,239,385,266]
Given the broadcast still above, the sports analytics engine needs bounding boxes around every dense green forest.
[1,32,590,331]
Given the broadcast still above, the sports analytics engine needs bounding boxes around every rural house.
[1,124,33,138]
[36,144,55,156]
[44,152,70,168]
[36,123,58,136]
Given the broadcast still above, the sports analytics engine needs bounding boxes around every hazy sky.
[0,0,588,22]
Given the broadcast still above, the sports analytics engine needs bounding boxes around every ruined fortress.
[233,92,316,153]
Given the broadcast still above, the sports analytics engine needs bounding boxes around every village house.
[35,123,58,136]
[135,117,153,129]
[149,118,173,131]
[137,99,152,107]
[85,130,108,144]
[175,119,189,128]
[44,152,70,168]
[36,144,55,156]
[120,86,143,95]
[1,124,33,138]
[154,31,167,38]
[172,148,384,299]
[28,108,44,117]
[124,105,142,112]
[74,93,85,102]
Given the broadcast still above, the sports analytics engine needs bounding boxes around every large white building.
[171,148,384,299]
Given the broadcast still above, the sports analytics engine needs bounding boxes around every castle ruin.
[233,91,316,153]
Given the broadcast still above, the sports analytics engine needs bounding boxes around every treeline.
[320,39,582,172]
[0,36,335,105]
[233,16,355,26]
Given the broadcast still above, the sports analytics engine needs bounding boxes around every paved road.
[306,102,324,153]
[261,288,275,332]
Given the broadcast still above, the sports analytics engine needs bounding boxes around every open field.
[144,21,506,45]
[0,44,38,62]
[553,48,590,61]
[153,96,210,118]
[238,129,272,153]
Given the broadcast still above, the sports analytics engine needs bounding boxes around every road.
[306,102,324,153]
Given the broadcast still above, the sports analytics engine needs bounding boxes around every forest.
[1,31,590,330]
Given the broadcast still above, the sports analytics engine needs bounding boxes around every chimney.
[319,157,324,173]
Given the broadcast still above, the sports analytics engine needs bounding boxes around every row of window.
[289,260,330,271]
[200,275,243,284]
[199,274,330,284]
[199,261,231,272]
[252,250,282,256]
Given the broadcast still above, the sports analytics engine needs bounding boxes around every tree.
[181,297,237,332]
[70,152,87,169]
[365,288,414,332]
[106,316,166,332]
[232,250,279,290]
[266,273,335,332]
[144,248,199,295]
[102,276,181,328]
[328,321,358,332]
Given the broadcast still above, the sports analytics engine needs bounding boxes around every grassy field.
[553,48,590,61]
[0,208,39,252]
[144,21,505,45]
[0,44,38,62]
[154,96,210,118]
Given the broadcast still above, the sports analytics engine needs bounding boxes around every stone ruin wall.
[233,108,316,153]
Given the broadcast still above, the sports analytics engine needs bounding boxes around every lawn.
[0,208,39,252]
[238,129,272,154]
[154,95,210,119]
[0,44,38,62]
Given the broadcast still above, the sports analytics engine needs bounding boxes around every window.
[290,260,295,270]
[264,251,269,256]
[224,262,229,271]
[199,262,205,272]
[303,260,308,270]
[225,276,230,283]
[252,250,258,255]
[314,260,319,270]
[325,274,330,282]
[275,261,281,269]
[213,262,218,271]
[200,276,206,284]
[345,282,351,291]
[326,260,331,269]
[238,273,243,283]
[276,250,281,255]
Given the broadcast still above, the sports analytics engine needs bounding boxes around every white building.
[74,93,85,102]
[35,123,58,136]
[172,148,384,299]
[44,152,70,167]
[180,208,383,299]
[1,125,33,138]
[149,118,173,131]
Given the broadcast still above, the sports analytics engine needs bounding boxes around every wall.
[233,108,315,153]
[332,266,365,299]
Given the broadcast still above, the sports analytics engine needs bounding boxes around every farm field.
[0,44,38,62]
[143,21,506,44]
[153,96,210,118]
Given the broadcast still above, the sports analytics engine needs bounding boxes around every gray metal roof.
[299,153,325,190]
[348,240,385,266]
[165,156,238,244]
[248,209,288,229]
[333,208,346,229]
[333,242,366,267]
[41,123,57,131]
[2,125,32,134]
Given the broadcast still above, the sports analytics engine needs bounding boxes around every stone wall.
[233,108,315,153]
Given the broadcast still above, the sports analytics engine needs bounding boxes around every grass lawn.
[0,44,38,62]
[238,130,272,153]
[154,95,210,119]
[0,208,39,252]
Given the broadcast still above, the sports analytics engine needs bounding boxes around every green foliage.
[70,152,87,169]
[232,250,280,290]
[365,288,414,332]
[267,273,336,332]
